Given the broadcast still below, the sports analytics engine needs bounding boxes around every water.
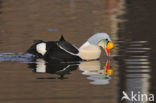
[0,0,156,103]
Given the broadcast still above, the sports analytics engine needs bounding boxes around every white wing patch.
[36,43,46,55]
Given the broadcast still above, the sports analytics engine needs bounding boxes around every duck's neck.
[78,42,101,60]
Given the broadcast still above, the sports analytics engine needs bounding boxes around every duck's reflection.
[28,59,79,79]
[28,58,114,84]
[79,60,114,85]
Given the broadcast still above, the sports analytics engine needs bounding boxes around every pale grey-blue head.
[88,33,111,45]
[88,33,114,56]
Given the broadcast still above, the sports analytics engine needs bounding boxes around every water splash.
[0,52,35,63]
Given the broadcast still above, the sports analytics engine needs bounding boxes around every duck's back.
[45,41,81,61]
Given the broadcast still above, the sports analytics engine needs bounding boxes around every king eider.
[27,33,114,61]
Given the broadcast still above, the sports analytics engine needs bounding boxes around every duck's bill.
[104,48,110,56]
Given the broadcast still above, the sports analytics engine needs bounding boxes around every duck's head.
[88,33,114,56]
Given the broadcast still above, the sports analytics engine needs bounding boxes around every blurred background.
[0,0,156,103]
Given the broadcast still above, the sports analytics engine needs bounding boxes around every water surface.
[0,0,155,103]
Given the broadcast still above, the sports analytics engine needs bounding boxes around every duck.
[26,33,114,61]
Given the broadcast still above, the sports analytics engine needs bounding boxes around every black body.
[27,36,82,61]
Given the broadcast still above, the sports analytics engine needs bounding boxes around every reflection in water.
[122,41,151,103]
[114,40,151,102]
[28,58,79,79]
[28,58,114,85]
[105,0,153,102]
[79,60,114,85]
[0,52,114,84]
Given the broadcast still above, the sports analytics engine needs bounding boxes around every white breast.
[78,42,101,60]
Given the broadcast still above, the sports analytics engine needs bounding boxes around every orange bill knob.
[106,42,114,50]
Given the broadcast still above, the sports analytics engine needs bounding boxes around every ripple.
[129,41,148,43]
[127,66,150,69]
[130,56,149,58]
[126,74,150,78]
[127,48,151,50]
[127,51,148,53]
[126,69,150,73]
[125,61,150,64]
[125,59,148,62]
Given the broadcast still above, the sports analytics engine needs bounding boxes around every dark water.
[0,0,156,103]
